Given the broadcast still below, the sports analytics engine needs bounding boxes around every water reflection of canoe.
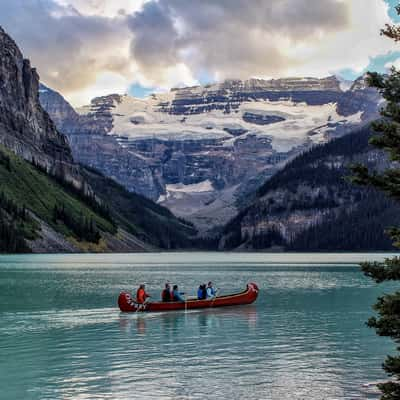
[118,283,259,313]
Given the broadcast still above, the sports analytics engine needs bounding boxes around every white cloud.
[0,0,133,106]
[285,0,397,77]
[134,63,199,92]
[128,0,398,83]
[55,0,148,17]
[64,71,131,106]
[0,0,398,106]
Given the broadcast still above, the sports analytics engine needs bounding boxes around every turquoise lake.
[0,253,398,399]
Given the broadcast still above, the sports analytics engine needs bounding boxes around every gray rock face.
[79,94,123,135]
[163,76,344,115]
[0,26,82,189]
[38,85,121,136]
[38,84,80,134]
[242,112,285,125]
[39,76,381,233]
[67,132,164,200]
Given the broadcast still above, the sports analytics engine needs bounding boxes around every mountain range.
[0,25,394,253]
[39,74,380,235]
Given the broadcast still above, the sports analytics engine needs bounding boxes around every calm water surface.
[0,253,398,400]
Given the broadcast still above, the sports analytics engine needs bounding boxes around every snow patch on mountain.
[223,101,363,151]
[168,179,214,194]
[81,94,364,152]
[158,179,213,202]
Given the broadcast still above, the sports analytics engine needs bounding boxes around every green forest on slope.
[222,126,400,251]
[0,144,197,252]
[0,144,115,252]
[81,166,197,249]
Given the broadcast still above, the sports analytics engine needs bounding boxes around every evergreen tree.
[351,4,400,399]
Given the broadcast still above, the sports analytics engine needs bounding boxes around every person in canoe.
[161,283,172,302]
[136,284,151,306]
[172,285,185,302]
[197,283,207,300]
[206,281,216,299]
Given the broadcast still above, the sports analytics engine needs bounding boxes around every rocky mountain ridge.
[0,27,84,190]
[40,74,381,234]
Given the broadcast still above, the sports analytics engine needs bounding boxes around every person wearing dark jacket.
[161,283,172,302]
[197,284,207,300]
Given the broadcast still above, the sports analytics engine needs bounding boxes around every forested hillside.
[81,166,196,249]
[0,144,114,252]
[220,126,400,251]
[0,141,196,253]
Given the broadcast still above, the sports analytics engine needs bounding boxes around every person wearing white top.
[206,281,216,298]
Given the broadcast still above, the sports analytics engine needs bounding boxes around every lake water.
[0,253,398,400]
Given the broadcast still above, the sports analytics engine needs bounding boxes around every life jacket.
[136,288,146,303]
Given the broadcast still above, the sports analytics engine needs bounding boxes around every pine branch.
[351,166,400,201]
[361,260,400,282]
[377,380,400,400]
[382,24,400,42]
[383,355,400,377]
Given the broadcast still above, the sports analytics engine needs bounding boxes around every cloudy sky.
[1,0,400,106]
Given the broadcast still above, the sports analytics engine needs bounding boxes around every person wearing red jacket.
[136,284,150,304]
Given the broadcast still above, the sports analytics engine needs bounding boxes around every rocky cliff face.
[38,84,80,135]
[40,75,381,234]
[0,27,83,189]
[0,26,197,252]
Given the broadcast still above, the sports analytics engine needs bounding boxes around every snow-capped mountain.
[76,76,376,149]
[39,76,380,234]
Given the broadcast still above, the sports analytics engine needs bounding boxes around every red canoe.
[118,283,259,312]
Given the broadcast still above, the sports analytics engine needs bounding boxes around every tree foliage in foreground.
[351,4,400,399]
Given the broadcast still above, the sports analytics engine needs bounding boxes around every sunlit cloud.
[127,0,397,82]
[0,0,398,106]
[55,0,147,17]
[67,72,131,107]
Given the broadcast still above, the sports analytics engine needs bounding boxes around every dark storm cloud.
[129,1,178,69]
